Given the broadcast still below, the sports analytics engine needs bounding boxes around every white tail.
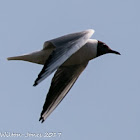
[7,50,52,65]
[7,55,26,61]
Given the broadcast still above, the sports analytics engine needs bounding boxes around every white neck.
[84,39,98,60]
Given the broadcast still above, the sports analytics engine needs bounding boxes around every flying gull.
[7,29,120,123]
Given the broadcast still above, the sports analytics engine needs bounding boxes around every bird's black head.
[97,41,120,57]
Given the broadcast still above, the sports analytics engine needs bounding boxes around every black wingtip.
[39,116,42,121]
[39,116,45,123]
[33,81,38,87]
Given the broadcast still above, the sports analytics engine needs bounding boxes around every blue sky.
[0,0,140,139]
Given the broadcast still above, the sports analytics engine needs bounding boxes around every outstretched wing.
[33,29,94,86]
[39,63,88,123]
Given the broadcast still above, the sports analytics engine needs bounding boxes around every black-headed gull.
[8,29,120,123]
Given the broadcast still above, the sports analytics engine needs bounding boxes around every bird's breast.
[63,42,97,66]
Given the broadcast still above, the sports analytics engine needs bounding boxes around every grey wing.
[39,62,88,123]
[33,29,94,86]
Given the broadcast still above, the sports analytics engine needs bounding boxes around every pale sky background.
[0,0,140,139]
